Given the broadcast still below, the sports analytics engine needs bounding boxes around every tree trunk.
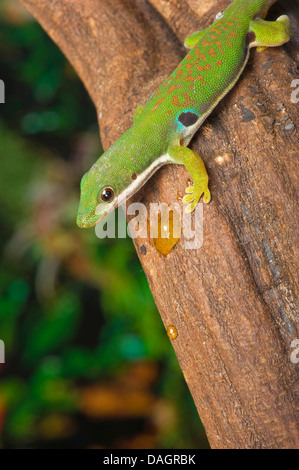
[19,0,299,449]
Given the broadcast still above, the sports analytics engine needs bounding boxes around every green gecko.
[77,0,290,228]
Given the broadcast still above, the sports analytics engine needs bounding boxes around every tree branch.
[19,0,299,448]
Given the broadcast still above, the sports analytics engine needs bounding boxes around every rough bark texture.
[19,0,299,449]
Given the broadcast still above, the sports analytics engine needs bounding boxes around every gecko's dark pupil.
[101,188,114,201]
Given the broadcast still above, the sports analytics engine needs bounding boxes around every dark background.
[0,0,209,449]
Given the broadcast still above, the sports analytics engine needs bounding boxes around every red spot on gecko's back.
[228,30,237,38]
[153,97,165,111]
[202,39,224,53]
[194,50,206,60]
[183,71,197,83]
[175,69,184,80]
[172,92,192,108]
[172,95,179,106]
[196,64,212,72]
[167,84,183,94]
[210,27,221,35]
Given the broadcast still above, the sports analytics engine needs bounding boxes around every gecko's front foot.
[182,180,211,214]
[168,145,211,214]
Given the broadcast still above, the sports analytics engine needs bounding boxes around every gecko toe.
[183,193,195,204]
[203,188,211,204]
[185,186,194,194]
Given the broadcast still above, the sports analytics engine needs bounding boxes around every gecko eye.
[98,187,115,203]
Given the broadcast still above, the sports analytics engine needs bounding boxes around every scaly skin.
[77,0,290,228]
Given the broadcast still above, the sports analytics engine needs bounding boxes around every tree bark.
[19,0,299,448]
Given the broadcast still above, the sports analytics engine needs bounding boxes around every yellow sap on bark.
[150,205,181,256]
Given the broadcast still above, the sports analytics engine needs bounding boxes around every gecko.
[77,0,290,228]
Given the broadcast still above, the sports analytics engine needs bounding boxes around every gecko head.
[76,152,138,229]
[76,122,163,229]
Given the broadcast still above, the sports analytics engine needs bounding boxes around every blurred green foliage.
[0,1,209,449]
